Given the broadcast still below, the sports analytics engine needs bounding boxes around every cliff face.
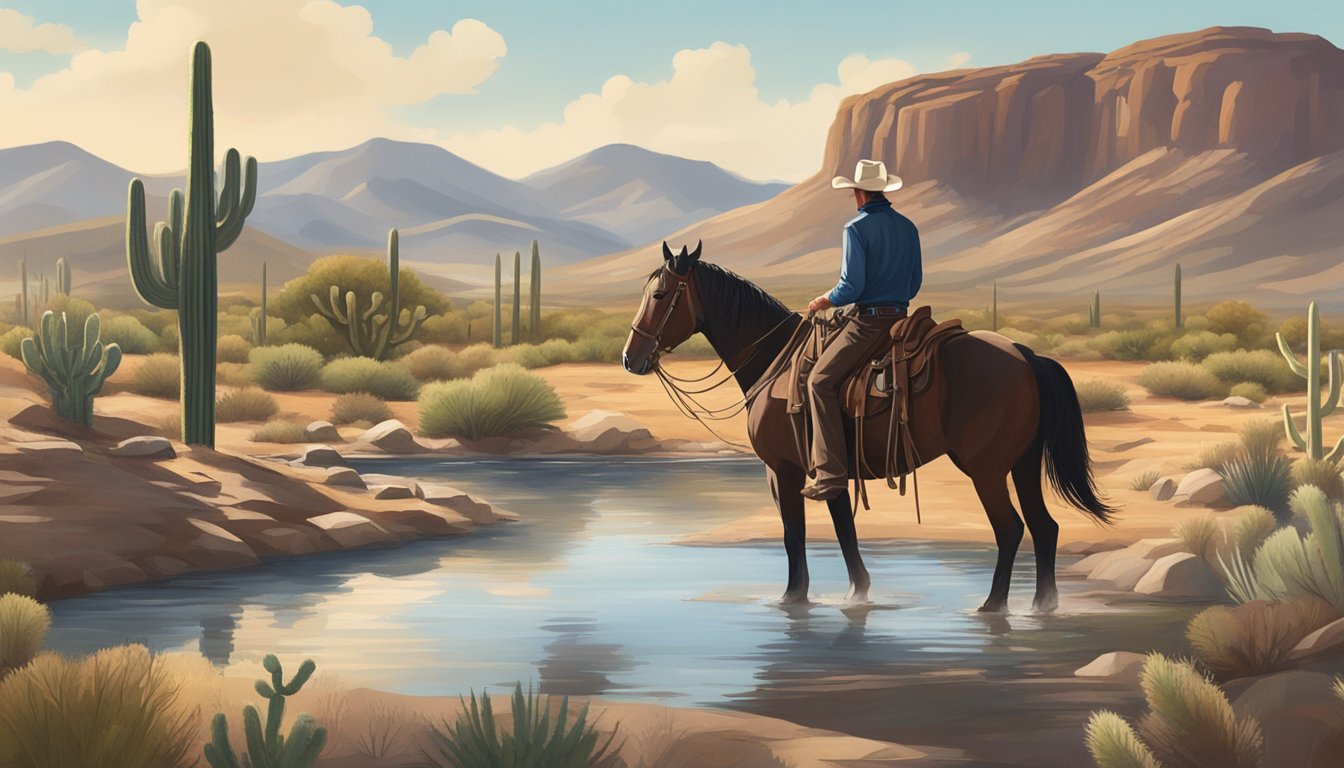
[823,27,1344,199]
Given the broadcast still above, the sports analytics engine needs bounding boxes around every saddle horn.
[662,241,675,261]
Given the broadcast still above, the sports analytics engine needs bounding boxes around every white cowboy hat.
[831,159,903,192]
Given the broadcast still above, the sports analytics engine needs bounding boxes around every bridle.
[629,263,700,366]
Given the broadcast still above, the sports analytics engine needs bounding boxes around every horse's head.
[623,240,702,375]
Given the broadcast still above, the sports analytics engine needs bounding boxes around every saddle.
[766,305,966,516]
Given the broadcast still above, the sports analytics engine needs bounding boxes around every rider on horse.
[801,159,924,501]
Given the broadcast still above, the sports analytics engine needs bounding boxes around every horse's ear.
[662,241,674,261]
[678,245,688,258]
[689,240,702,261]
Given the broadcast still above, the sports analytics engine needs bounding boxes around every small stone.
[323,467,367,489]
[1222,396,1261,408]
[1075,651,1147,681]
[567,410,653,452]
[304,421,341,442]
[356,420,428,454]
[108,435,176,459]
[1174,468,1226,506]
[371,484,417,500]
[1149,476,1177,500]
[1288,617,1344,661]
[291,445,347,468]
[16,439,82,456]
[308,511,392,548]
[1134,553,1225,599]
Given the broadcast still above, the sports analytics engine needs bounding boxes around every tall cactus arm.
[1321,351,1342,419]
[1277,332,1309,378]
[125,180,179,309]
[1283,404,1309,451]
[1327,435,1344,464]
[389,305,428,347]
[311,285,350,324]
[215,149,257,250]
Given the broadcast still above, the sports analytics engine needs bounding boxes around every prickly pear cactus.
[203,654,326,768]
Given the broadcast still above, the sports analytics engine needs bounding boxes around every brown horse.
[623,243,1114,613]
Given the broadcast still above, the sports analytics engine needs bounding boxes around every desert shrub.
[216,386,280,423]
[1221,445,1293,516]
[0,594,49,676]
[249,420,309,443]
[1051,338,1103,361]
[1128,469,1162,492]
[216,334,252,363]
[158,413,181,439]
[423,683,620,768]
[1228,382,1267,403]
[1176,513,1218,561]
[1170,331,1239,362]
[1221,486,1344,610]
[354,700,409,759]
[216,362,253,388]
[1188,441,1240,472]
[1201,350,1299,393]
[320,357,420,400]
[125,308,175,334]
[129,353,181,398]
[159,324,178,351]
[1206,300,1269,346]
[1239,418,1283,457]
[1138,361,1224,400]
[1085,654,1262,768]
[419,364,565,440]
[0,327,33,360]
[1187,598,1337,680]
[504,339,579,369]
[330,392,392,425]
[1076,380,1130,413]
[1230,506,1277,557]
[250,343,324,391]
[1291,458,1344,501]
[0,561,35,599]
[270,313,347,357]
[1089,329,1168,361]
[419,312,468,344]
[0,645,196,768]
[407,343,501,382]
[37,295,96,330]
[572,332,624,363]
[101,315,160,354]
[674,332,718,357]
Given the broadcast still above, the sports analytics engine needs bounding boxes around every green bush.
[1176,513,1218,561]
[250,344,324,391]
[1228,382,1267,403]
[101,315,160,355]
[0,645,196,768]
[1221,486,1344,611]
[1230,506,1277,557]
[1085,654,1261,768]
[330,392,392,426]
[1075,380,1130,413]
[0,561,35,599]
[216,334,252,364]
[1188,441,1240,473]
[1221,445,1293,516]
[1089,329,1169,361]
[404,343,501,382]
[1170,331,1239,362]
[423,683,620,768]
[1239,418,1282,457]
[0,327,33,360]
[0,594,49,676]
[505,339,579,369]
[1138,362,1225,400]
[159,324,178,351]
[249,420,309,443]
[1291,458,1344,501]
[319,357,420,400]
[1187,598,1336,680]
[216,386,280,423]
[1128,469,1162,492]
[129,354,181,399]
[216,362,253,388]
[1202,350,1299,393]
[1206,300,1269,346]
[419,364,565,440]
[419,312,469,344]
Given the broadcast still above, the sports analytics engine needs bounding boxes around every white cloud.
[0,0,506,171]
[0,7,86,54]
[948,51,972,68]
[443,43,916,182]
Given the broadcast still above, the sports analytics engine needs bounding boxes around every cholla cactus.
[204,655,326,768]
[20,311,122,427]
[1277,302,1343,462]
[310,229,426,360]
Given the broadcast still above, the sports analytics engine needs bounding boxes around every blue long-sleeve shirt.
[826,198,922,309]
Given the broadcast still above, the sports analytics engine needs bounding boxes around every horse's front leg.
[768,464,809,604]
[826,493,870,602]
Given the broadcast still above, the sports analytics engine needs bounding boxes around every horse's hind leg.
[768,464,809,604]
[1012,439,1059,612]
[826,494,871,602]
[971,471,1025,613]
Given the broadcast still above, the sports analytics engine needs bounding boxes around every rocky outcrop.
[1075,651,1146,681]
[1133,553,1225,599]
[353,420,428,454]
[1174,468,1226,506]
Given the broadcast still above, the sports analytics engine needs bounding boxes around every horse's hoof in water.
[846,587,870,604]
[780,591,810,606]
[1032,594,1059,614]
[977,600,1008,613]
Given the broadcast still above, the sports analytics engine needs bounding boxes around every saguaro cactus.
[20,311,122,427]
[511,250,522,345]
[56,257,71,295]
[1277,302,1344,462]
[251,262,267,346]
[529,240,541,340]
[17,257,28,327]
[204,654,326,768]
[1089,290,1101,329]
[310,230,426,360]
[990,281,998,332]
[1173,262,1183,330]
[126,42,257,448]
[492,253,502,348]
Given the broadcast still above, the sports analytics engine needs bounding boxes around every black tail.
[1018,345,1116,524]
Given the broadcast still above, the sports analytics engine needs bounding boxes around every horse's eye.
[653,292,667,301]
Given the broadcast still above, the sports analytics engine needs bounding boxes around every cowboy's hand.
[808,295,834,313]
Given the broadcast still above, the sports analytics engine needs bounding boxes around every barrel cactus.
[20,311,122,427]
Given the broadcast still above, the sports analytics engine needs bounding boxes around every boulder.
[371,484,417,500]
[291,445,347,468]
[308,511,392,548]
[567,410,652,452]
[1089,556,1157,591]
[1222,396,1261,408]
[108,435,176,459]
[1231,671,1344,768]
[1133,553,1225,599]
[181,518,259,569]
[1124,538,1187,560]
[355,420,428,454]
[253,527,323,555]
[1174,468,1226,506]
[304,421,341,442]
[323,467,367,489]
[1066,549,1124,576]
[1288,617,1344,662]
[1074,651,1146,681]
[420,483,509,524]
[1058,540,1127,557]
[16,438,82,456]
[1149,476,1177,501]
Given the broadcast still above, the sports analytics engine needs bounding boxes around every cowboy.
[801,159,923,501]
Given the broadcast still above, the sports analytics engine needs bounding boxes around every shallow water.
[46,457,1192,734]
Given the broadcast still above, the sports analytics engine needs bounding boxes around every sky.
[0,1,1339,182]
